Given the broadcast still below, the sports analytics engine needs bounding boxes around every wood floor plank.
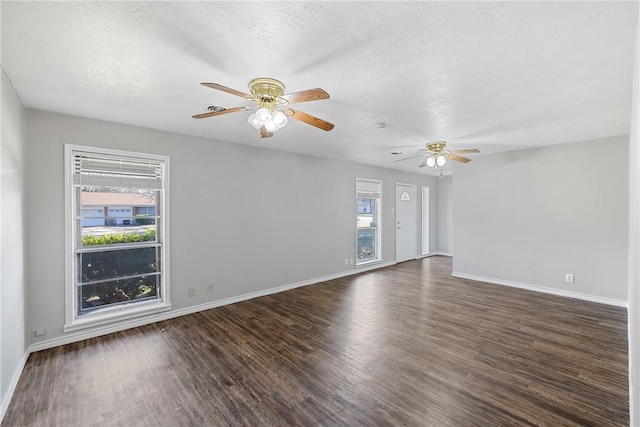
[2,256,629,426]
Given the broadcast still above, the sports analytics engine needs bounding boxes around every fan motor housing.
[249,78,285,100]
[427,141,447,154]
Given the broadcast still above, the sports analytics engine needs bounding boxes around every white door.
[396,183,416,263]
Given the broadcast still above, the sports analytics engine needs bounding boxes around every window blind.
[72,151,164,190]
[356,178,381,199]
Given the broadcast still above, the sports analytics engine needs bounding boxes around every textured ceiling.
[2,1,638,175]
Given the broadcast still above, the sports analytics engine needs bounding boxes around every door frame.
[422,186,430,256]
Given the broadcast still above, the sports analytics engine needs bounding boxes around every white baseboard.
[452,271,628,308]
[28,261,395,353]
[1,351,28,423]
[417,252,452,259]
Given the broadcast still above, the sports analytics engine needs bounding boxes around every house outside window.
[356,178,382,266]
[64,145,171,331]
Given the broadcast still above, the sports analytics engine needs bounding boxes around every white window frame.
[356,177,383,266]
[64,144,171,332]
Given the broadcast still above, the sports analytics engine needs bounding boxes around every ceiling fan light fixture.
[194,78,334,137]
[393,141,478,169]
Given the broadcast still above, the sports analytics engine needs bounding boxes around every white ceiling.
[2,1,638,175]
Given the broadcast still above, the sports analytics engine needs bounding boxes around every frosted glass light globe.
[248,113,261,129]
[271,110,288,128]
[255,107,271,125]
[264,120,278,132]
[436,155,447,167]
[426,156,436,168]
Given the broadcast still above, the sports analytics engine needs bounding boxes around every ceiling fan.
[394,141,479,168]
[192,77,335,138]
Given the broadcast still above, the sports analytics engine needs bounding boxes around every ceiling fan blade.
[450,148,480,154]
[200,82,252,99]
[418,159,428,168]
[393,154,426,163]
[259,126,273,138]
[446,153,471,163]
[284,109,334,131]
[192,106,246,119]
[281,88,330,104]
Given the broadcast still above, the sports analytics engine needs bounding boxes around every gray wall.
[452,136,629,303]
[627,6,640,424]
[436,177,453,254]
[25,109,438,345]
[1,69,26,417]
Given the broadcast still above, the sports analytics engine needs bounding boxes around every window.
[136,206,155,215]
[64,145,171,331]
[356,178,382,265]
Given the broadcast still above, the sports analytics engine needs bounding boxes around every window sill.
[64,301,172,333]
[355,259,383,268]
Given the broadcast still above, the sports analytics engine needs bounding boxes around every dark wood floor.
[3,256,629,426]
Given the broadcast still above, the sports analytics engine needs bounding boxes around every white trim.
[355,259,385,269]
[0,351,29,423]
[63,302,172,332]
[64,144,74,329]
[452,271,628,308]
[418,252,449,259]
[421,186,430,256]
[395,182,415,188]
[29,261,395,353]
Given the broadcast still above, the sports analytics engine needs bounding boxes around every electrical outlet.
[207,284,214,293]
[34,329,45,337]
[345,258,349,265]
[565,274,574,283]
[349,258,354,265]
[188,288,196,297]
